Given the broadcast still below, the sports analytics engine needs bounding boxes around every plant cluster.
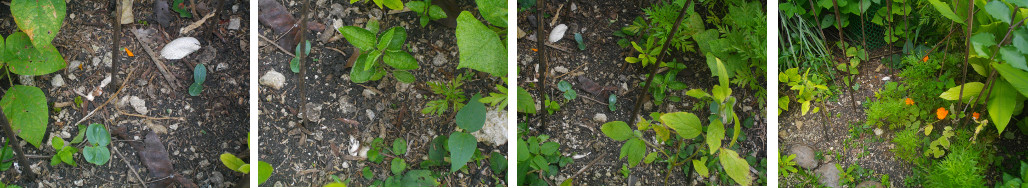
[778,68,830,116]
[189,64,207,96]
[339,20,420,84]
[516,123,572,186]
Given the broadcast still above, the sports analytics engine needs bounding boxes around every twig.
[524,36,573,53]
[113,146,148,188]
[259,34,295,56]
[130,27,179,87]
[116,108,186,121]
[566,152,607,183]
[579,94,608,106]
[74,68,137,126]
[551,62,589,83]
[180,10,216,34]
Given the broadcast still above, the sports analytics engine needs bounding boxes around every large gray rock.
[790,145,818,169]
[816,163,841,188]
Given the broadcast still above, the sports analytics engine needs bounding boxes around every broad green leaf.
[1014,30,1028,54]
[693,157,709,177]
[927,0,964,23]
[86,123,110,146]
[517,139,529,161]
[59,147,76,167]
[220,153,247,173]
[82,145,110,165]
[984,1,1012,24]
[719,148,752,186]
[71,124,87,144]
[448,132,477,172]
[383,50,419,70]
[338,26,376,52]
[6,32,65,76]
[381,27,407,50]
[258,161,273,184]
[406,1,426,13]
[393,138,407,155]
[188,83,203,96]
[382,0,403,10]
[600,121,634,141]
[474,0,507,27]
[516,86,536,114]
[653,124,670,142]
[801,101,811,115]
[540,142,559,155]
[194,64,207,83]
[489,152,506,174]
[10,0,66,49]
[939,82,984,102]
[685,89,711,99]
[390,158,406,175]
[50,136,65,150]
[238,164,250,174]
[1001,46,1027,71]
[706,120,725,154]
[456,94,486,132]
[643,152,657,164]
[557,80,572,91]
[428,5,448,20]
[989,80,1018,134]
[995,62,1028,96]
[970,33,997,57]
[290,57,300,73]
[392,70,415,83]
[660,112,702,139]
[455,11,506,77]
[622,138,646,168]
[1,85,48,148]
[350,54,374,83]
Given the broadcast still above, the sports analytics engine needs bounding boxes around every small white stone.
[549,24,568,43]
[51,74,65,87]
[259,70,286,90]
[593,113,607,122]
[228,18,241,30]
[129,96,148,115]
[882,76,891,81]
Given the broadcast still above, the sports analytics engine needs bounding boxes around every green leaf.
[382,0,403,10]
[50,136,64,150]
[474,0,507,27]
[600,121,634,141]
[706,120,725,154]
[686,89,711,99]
[1001,46,1027,71]
[456,94,487,132]
[939,82,984,102]
[70,124,86,144]
[258,161,273,184]
[660,112,702,139]
[390,158,406,175]
[428,5,448,20]
[392,138,408,155]
[927,0,964,23]
[693,157,709,177]
[383,50,419,70]
[338,26,377,52]
[194,64,207,83]
[380,27,407,50]
[1,85,48,148]
[82,145,110,165]
[970,33,997,57]
[86,123,110,146]
[10,0,66,49]
[995,62,1028,97]
[188,82,203,96]
[719,148,753,186]
[59,147,76,167]
[5,32,66,76]
[170,0,192,17]
[608,94,617,112]
[984,1,1012,24]
[540,142,559,155]
[643,152,657,164]
[406,1,427,13]
[392,70,416,83]
[455,11,506,77]
[1014,30,1028,54]
[489,152,506,174]
[220,153,247,173]
[989,80,1018,134]
[516,87,537,114]
[557,80,572,92]
[350,54,374,83]
[517,139,529,161]
[622,138,646,168]
[447,132,477,172]
[575,33,585,50]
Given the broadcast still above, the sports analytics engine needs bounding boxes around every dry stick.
[112,0,121,88]
[259,34,295,56]
[579,95,608,106]
[628,0,691,126]
[963,16,1028,125]
[113,146,148,188]
[956,0,974,123]
[74,68,137,126]
[116,108,186,121]
[536,0,548,129]
[131,27,179,87]
[0,108,35,181]
[830,0,857,111]
[299,0,310,127]
[565,152,608,184]
[551,62,589,84]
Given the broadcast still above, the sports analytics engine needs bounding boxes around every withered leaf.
[577,75,617,96]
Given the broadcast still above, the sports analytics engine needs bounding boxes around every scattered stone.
[554,66,569,74]
[51,74,65,87]
[571,3,577,11]
[592,113,607,122]
[790,145,818,169]
[216,62,229,72]
[366,109,375,121]
[305,103,322,122]
[362,89,377,98]
[18,75,34,87]
[129,96,148,115]
[432,52,447,66]
[228,18,241,30]
[339,96,356,114]
[259,70,286,90]
[74,179,84,186]
[857,181,884,188]
[209,171,224,186]
[874,128,883,136]
[549,24,568,42]
[882,76,890,81]
[471,108,508,146]
[815,163,841,188]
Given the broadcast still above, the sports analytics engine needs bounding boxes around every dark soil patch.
[516,1,767,186]
[256,0,507,186]
[0,0,249,187]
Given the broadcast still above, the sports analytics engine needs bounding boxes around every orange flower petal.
[125,48,134,57]
[532,48,538,52]
[922,56,930,62]
[972,112,980,120]
[905,98,914,105]
[936,107,949,120]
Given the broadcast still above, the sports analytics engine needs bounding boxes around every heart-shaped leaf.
[455,11,506,77]
[11,0,66,49]
[447,132,477,172]
[1,85,48,148]
[455,94,486,132]
[660,112,702,139]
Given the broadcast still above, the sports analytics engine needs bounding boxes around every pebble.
[209,171,224,186]
[19,75,35,87]
[339,96,356,114]
[816,163,841,188]
[790,145,818,169]
[554,66,569,74]
[362,89,377,98]
[366,109,375,121]
[305,103,322,122]
[549,24,568,43]
[216,62,229,72]
[74,180,84,186]
[874,128,883,136]
[228,18,241,30]
[69,60,82,71]
[129,96,148,115]
[432,52,448,66]
[593,113,607,122]
[51,74,65,87]
[471,108,508,146]
[259,70,286,90]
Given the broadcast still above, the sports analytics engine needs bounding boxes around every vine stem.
[0,108,35,181]
[956,0,974,123]
[534,0,547,130]
[628,0,692,126]
[298,0,310,127]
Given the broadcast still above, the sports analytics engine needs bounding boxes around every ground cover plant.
[516,0,767,185]
[779,0,1028,187]
[256,0,508,186]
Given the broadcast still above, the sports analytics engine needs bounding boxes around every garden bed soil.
[516,1,768,186]
[0,0,250,187]
[256,0,507,186]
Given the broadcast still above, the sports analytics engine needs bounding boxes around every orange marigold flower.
[936,107,949,120]
[905,98,914,105]
[972,112,980,120]
[922,56,930,62]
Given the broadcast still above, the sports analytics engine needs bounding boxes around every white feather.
[549,24,568,43]
[160,37,201,60]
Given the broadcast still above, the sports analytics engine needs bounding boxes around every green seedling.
[49,137,77,167]
[423,73,468,116]
[557,80,577,101]
[82,123,111,166]
[608,94,617,112]
[189,64,206,96]
[406,0,448,27]
[290,40,311,73]
[350,0,404,10]
[338,22,419,83]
